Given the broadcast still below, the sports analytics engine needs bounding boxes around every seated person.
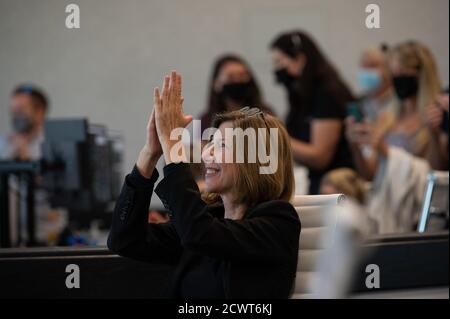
[108,71,301,298]
[0,85,65,246]
[319,168,377,234]
[0,84,48,160]
[346,41,443,180]
[357,45,396,122]
[319,168,367,205]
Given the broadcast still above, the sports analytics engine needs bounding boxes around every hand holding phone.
[347,102,364,123]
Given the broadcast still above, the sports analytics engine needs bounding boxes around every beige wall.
[1,0,449,173]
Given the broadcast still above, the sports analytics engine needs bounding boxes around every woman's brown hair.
[202,108,295,208]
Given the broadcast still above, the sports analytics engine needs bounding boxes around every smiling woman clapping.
[107,71,301,299]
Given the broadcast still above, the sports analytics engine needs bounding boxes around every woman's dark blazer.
[107,162,301,298]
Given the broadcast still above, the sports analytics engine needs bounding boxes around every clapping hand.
[154,71,193,164]
[136,71,193,177]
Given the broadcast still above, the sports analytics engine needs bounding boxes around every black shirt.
[180,255,225,298]
[285,85,354,194]
[108,163,301,298]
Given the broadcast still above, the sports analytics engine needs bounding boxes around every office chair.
[290,194,346,299]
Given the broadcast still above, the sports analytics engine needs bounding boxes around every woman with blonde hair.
[320,168,368,205]
[108,71,300,298]
[346,41,442,180]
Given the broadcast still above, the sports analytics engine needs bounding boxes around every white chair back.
[290,194,345,299]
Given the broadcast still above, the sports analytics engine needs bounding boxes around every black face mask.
[221,82,252,102]
[274,68,296,87]
[12,113,34,133]
[392,75,419,100]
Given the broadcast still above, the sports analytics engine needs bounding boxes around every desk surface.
[0,231,448,298]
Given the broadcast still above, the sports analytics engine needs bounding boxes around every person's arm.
[426,131,449,170]
[108,87,183,264]
[155,163,300,264]
[347,143,378,180]
[344,117,387,181]
[425,103,449,170]
[154,72,193,165]
[107,164,182,264]
[290,119,342,170]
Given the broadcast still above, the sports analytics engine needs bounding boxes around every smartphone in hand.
[347,102,364,123]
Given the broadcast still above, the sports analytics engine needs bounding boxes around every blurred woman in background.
[200,54,274,133]
[319,168,377,235]
[320,168,368,205]
[270,30,355,194]
[357,45,396,123]
[346,41,442,180]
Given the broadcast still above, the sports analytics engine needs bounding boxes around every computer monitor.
[41,118,122,214]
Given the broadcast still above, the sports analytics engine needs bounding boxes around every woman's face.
[201,121,237,195]
[389,54,420,101]
[214,62,250,92]
[271,48,305,77]
[360,51,391,87]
